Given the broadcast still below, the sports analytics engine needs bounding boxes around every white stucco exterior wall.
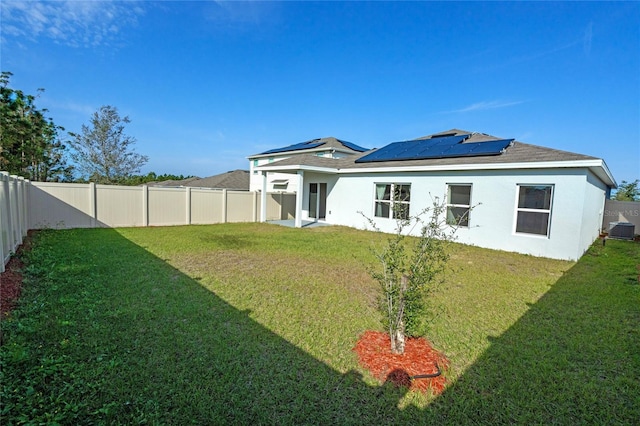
[249,156,298,193]
[250,153,345,193]
[577,171,608,255]
[294,172,338,221]
[250,171,301,194]
[324,168,607,261]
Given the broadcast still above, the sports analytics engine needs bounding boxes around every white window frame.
[514,184,554,237]
[373,183,411,220]
[446,184,472,227]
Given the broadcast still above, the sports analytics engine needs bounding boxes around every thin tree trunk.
[393,319,406,354]
[391,275,409,354]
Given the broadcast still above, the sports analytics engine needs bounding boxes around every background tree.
[118,172,195,186]
[613,180,639,201]
[0,71,73,181]
[362,196,464,354]
[69,105,149,184]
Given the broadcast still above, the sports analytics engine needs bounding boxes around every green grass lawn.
[1,223,638,424]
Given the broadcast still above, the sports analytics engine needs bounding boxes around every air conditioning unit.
[609,222,635,240]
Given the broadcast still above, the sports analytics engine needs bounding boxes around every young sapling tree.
[362,195,471,354]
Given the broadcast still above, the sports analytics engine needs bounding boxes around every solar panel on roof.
[259,141,324,155]
[338,139,369,152]
[355,136,513,163]
[355,135,468,163]
[440,139,510,157]
[353,141,403,162]
[462,140,513,155]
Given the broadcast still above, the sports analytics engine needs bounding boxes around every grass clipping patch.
[353,331,449,395]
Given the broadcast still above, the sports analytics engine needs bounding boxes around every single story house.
[186,170,250,190]
[249,129,616,261]
[148,170,250,190]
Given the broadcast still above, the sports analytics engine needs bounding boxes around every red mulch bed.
[353,330,449,395]
[1,255,24,318]
[0,232,34,320]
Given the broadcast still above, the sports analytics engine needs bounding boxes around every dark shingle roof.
[147,170,250,190]
[252,137,369,156]
[186,170,250,190]
[259,130,600,170]
[146,177,201,187]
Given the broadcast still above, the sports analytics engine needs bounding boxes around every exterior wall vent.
[609,222,635,240]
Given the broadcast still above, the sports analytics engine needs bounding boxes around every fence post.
[142,185,149,227]
[222,189,227,223]
[253,191,262,222]
[89,182,97,228]
[0,172,7,272]
[8,175,20,249]
[15,176,24,244]
[260,173,267,223]
[15,177,25,240]
[186,187,192,225]
[21,178,29,237]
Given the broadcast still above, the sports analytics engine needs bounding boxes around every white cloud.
[445,100,526,114]
[202,0,281,30]
[50,99,96,117]
[1,1,145,48]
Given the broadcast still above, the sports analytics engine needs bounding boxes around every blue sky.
[1,1,638,183]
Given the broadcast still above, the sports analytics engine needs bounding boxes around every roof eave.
[257,159,617,186]
[255,164,338,174]
[247,146,358,159]
[591,159,617,188]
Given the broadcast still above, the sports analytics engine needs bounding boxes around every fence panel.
[1,173,11,271]
[267,193,296,220]
[29,182,93,229]
[191,189,225,224]
[97,185,144,227]
[148,186,189,226]
[226,191,257,223]
[1,173,28,272]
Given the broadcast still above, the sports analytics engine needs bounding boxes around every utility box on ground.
[609,222,635,240]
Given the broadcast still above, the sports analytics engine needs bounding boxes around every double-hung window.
[374,183,411,220]
[515,185,553,236]
[447,184,472,227]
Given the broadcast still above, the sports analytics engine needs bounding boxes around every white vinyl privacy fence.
[1,174,295,271]
[29,183,264,229]
[1,173,29,272]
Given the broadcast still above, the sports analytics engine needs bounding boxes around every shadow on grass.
[1,228,412,424]
[4,228,639,424]
[415,240,640,423]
